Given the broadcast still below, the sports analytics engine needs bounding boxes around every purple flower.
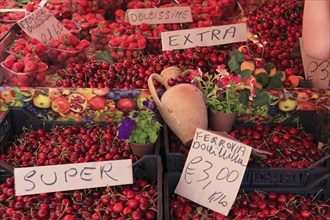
[142,100,155,110]
[118,116,136,140]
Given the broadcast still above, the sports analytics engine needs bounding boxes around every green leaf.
[256,72,269,87]
[93,50,113,64]
[267,72,283,89]
[254,90,270,107]
[239,89,250,105]
[235,51,245,63]
[298,79,313,88]
[240,69,253,81]
[230,49,239,57]
[228,55,240,73]
[264,62,275,75]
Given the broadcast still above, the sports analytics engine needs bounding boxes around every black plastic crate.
[164,111,330,187]
[133,155,163,220]
[1,155,163,219]
[164,171,330,220]
[0,108,161,181]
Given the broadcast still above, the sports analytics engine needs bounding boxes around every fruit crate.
[0,108,161,180]
[164,171,330,220]
[164,111,330,186]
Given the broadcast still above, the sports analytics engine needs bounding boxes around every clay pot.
[130,142,155,158]
[208,110,236,132]
[148,67,208,146]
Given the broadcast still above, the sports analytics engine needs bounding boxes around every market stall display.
[0,0,329,219]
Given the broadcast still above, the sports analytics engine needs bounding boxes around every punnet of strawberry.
[1,53,48,87]
[89,21,126,52]
[6,37,49,59]
[108,33,147,62]
[47,33,90,66]
[62,19,82,39]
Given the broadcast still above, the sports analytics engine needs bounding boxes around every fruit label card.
[38,0,48,7]
[175,128,252,216]
[0,8,26,13]
[299,38,330,88]
[17,7,70,45]
[126,6,192,25]
[161,23,247,51]
[14,159,133,196]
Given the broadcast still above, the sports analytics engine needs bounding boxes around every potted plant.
[117,99,162,157]
[195,65,251,132]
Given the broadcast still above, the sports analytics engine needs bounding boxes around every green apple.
[278,99,297,112]
[33,94,52,109]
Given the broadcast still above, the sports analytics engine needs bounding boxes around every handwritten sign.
[300,38,330,88]
[0,9,26,13]
[161,23,247,51]
[38,0,48,7]
[17,7,70,45]
[175,128,252,216]
[126,6,192,25]
[14,159,133,196]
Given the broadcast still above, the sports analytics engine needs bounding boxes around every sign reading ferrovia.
[161,23,247,51]
[14,159,133,196]
[175,128,252,216]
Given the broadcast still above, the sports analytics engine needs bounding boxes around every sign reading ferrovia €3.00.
[175,128,252,216]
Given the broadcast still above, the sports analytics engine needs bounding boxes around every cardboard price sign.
[126,6,192,25]
[161,23,247,51]
[299,38,330,88]
[175,129,252,216]
[17,7,70,45]
[14,159,133,196]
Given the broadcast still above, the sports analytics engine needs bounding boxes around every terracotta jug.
[148,67,208,146]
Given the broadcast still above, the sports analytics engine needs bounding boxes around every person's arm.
[302,0,330,59]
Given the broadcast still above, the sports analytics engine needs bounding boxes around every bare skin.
[302,0,330,59]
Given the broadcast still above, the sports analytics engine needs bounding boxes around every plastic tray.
[164,111,330,187]
[164,171,330,220]
[0,108,161,179]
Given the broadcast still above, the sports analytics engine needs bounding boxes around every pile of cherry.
[1,124,139,166]
[169,124,327,168]
[55,45,234,89]
[0,124,159,219]
[170,190,330,219]
[246,0,304,73]
[229,124,326,168]
[0,177,158,220]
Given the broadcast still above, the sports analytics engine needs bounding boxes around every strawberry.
[137,39,146,49]
[139,23,150,32]
[2,59,14,69]
[38,62,48,70]
[11,62,24,72]
[75,39,90,50]
[66,34,80,46]
[110,38,120,47]
[58,34,67,44]
[120,40,130,48]
[128,42,138,49]
[49,39,60,48]
[24,60,38,72]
